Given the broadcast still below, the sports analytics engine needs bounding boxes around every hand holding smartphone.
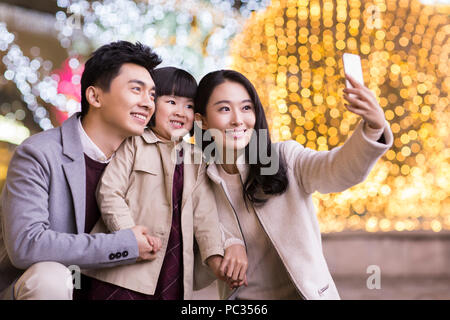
[342,53,386,130]
[343,53,364,98]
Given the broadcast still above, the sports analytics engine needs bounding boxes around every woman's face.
[152,95,194,141]
[198,81,256,152]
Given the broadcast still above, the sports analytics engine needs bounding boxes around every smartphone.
[343,53,364,98]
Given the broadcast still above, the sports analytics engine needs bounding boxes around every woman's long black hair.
[194,70,289,205]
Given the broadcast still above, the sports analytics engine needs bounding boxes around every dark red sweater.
[83,154,108,233]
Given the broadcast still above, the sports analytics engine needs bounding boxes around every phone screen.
[343,53,364,90]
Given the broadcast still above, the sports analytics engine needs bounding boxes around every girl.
[82,67,247,299]
[194,70,393,300]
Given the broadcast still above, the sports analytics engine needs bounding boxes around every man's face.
[96,63,156,137]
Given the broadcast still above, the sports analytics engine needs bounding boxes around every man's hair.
[80,41,161,117]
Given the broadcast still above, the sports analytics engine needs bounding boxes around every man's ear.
[194,113,208,130]
[85,86,102,109]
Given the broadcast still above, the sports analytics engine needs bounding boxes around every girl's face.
[197,81,256,152]
[152,95,194,141]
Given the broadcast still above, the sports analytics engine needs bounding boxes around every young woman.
[194,70,393,300]
[81,67,247,300]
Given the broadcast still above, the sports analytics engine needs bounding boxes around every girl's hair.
[148,67,197,132]
[194,69,289,205]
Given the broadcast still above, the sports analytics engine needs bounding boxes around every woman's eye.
[243,105,252,110]
[219,106,230,111]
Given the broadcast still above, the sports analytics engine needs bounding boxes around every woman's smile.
[225,128,248,140]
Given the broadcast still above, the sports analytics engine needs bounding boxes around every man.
[0,41,161,300]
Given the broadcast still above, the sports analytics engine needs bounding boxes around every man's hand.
[131,225,161,261]
[343,73,385,130]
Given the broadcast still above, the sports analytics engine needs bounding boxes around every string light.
[0,115,30,145]
[2,0,267,127]
[54,0,253,80]
[230,0,450,233]
[0,23,55,130]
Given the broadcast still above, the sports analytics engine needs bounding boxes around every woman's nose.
[231,111,243,126]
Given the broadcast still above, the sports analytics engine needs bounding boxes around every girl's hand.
[146,235,162,253]
[220,244,248,289]
[206,255,227,282]
[343,74,385,130]
[136,235,161,262]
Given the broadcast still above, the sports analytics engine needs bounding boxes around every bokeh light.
[229,0,450,232]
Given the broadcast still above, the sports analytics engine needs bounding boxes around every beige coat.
[82,130,224,299]
[203,120,393,300]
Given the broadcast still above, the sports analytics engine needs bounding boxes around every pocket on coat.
[133,166,158,175]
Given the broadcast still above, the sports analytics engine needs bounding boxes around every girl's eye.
[185,104,193,109]
[167,100,176,105]
[243,105,252,110]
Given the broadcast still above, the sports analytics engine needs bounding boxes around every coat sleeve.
[96,137,137,231]
[191,172,225,264]
[220,224,245,249]
[1,142,139,270]
[283,120,393,194]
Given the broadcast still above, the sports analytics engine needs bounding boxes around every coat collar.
[205,151,249,185]
[141,129,190,147]
[142,129,204,161]
[60,112,86,233]
[61,112,84,161]
[141,128,163,144]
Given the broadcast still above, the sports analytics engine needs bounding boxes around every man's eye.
[132,87,141,92]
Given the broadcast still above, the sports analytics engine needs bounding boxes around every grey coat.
[0,113,139,294]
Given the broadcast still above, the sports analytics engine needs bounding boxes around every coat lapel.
[63,161,86,234]
[61,113,86,234]
[180,142,200,211]
[157,142,175,210]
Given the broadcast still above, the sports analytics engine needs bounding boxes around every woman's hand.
[343,73,385,129]
[220,244,248,289]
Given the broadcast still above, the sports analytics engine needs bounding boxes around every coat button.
[122,251,128,257]
[115,252,122,259]
[109,253,115,260]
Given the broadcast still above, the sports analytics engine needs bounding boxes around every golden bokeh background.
[229,0,449,232]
